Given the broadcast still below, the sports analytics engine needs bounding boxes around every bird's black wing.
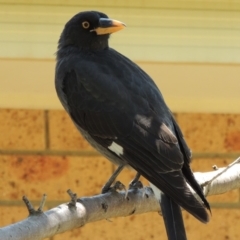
[56,50,209,222]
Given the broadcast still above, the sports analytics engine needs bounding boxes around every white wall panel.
[0,59,239,113]
[0,1,240,62]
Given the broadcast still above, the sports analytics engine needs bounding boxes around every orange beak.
[92,18,126,35]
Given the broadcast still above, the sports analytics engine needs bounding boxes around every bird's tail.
[149,171,209,224]
[160,193,187,240]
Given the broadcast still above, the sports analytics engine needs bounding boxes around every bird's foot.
[114,181,129,199]
[102,180,128,197]
[102,181,124,194]
[129,172,142,189]
[101,165,125,194]
[113,181,127,192]
[129,180,143,190]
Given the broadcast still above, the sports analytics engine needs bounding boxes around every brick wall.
[0,108,240,240]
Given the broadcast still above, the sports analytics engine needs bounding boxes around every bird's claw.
[101,165,125,194]
[129,180,143,190]
[102,181,125,193]
[113,181,126,191]
[102,181,128,199]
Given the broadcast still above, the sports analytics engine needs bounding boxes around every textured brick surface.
[191,158,233,172]
[48,110,95,151]
[0,155,112,201]
[0,109,45,150]
[0,206,27,228]
[176,113,240,152]
[191,158,239,203]
[184,208,240,240]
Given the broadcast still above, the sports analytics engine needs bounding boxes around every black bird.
[55,10,210,237]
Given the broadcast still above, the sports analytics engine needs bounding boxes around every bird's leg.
[102,164,125,193]
[129,172,142,189]
[116,172,143,199]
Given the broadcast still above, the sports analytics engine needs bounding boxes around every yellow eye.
[82,21,90,29]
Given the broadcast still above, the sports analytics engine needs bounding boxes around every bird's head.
[58,11,125,52]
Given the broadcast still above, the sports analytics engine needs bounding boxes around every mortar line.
[0,149,100,157]
[44,110,50,150]
[0,150,239,159]
[192,152,240,159]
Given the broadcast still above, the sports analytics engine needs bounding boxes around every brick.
[0,206,28,228]
[191,158,239,203]
[48,110,95,152]
[191,158,233,172]
[0,109,45,150]
[0,155,112,201]
[184,208,240,240]
[176,113,240,152]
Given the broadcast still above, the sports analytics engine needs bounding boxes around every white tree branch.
[0,158,240,240]
[194,157,240,196]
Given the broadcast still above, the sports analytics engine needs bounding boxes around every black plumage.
[55,11,210,224]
